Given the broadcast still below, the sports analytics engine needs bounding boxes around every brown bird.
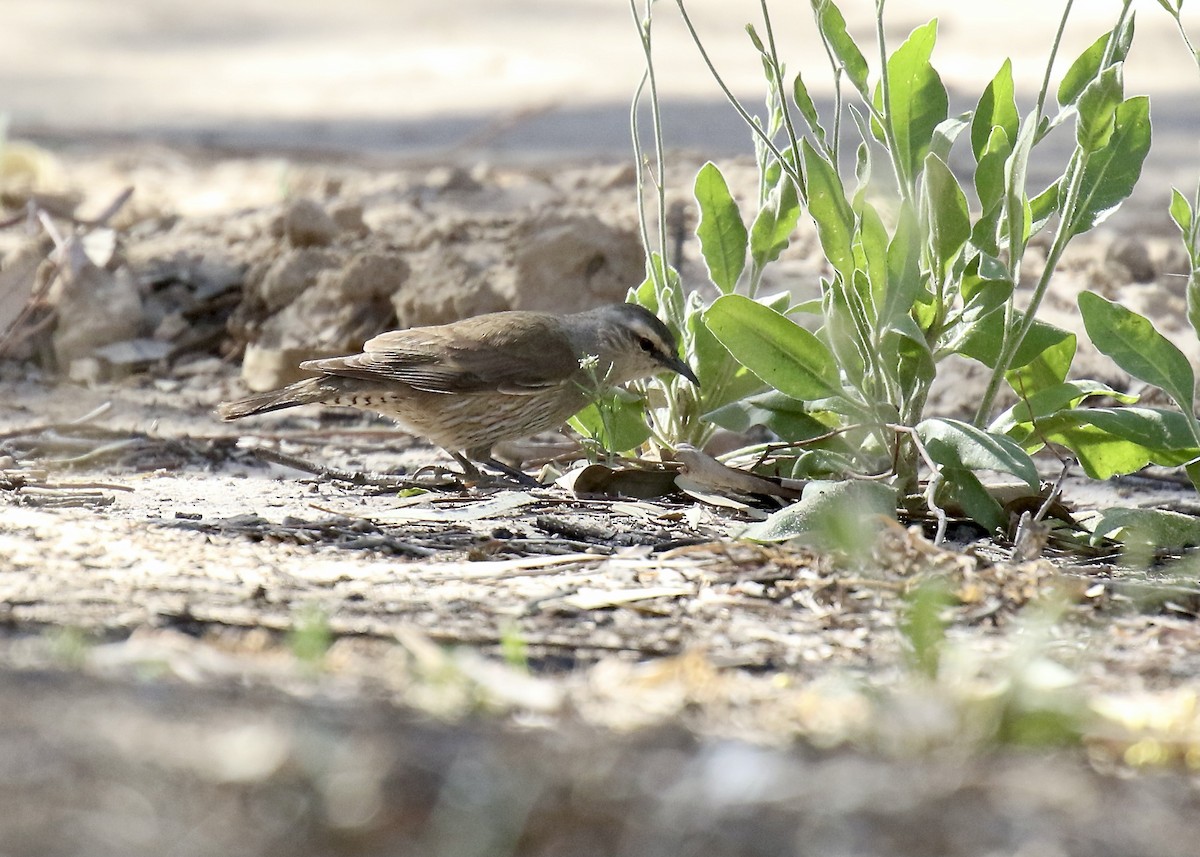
[219,303,699,481]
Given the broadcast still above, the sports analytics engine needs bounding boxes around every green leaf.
[929,113,970,165]
[1078,290,1195,416]
[1170,187,1194,236]
[687,299,764,413]
[856,200,889,310]
[989,380,1135,437]
[960,252,1011,303]
[750,176,801,273]
[1091,507,1200,549]
[1075,64,1124,153]
[1029,181,1060,238]
[694,161,747,293]
[741,480,898,555]
[1004,111,1039,254]
[941,466,1007,533]
[922,152,970,274]
[792,71,827,147]
[704,391,842,443]
[569,392,652,454]
[629,253,679,317]
[801,139,855,284]
[873,19,948,183]
[959,314,1073,371]
[1067,96,1151,236]
[744,22,765,53]
[1006,331,1076,397]
[918,417,1039,487]
[975,125,1012,217]
[1035,407,1200,479]
[1058,30,1117,108]
[702,294,844,401]
[887,315,936,400]
[1188,458,1200,493]
[971,59,1019,162]
[815,0,870,96]
[880,203,924,327]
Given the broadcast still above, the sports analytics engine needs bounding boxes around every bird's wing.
[300,313,580,395]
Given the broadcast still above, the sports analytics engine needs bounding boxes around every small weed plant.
[606,0,1200,546]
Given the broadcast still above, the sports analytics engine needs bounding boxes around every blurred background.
[0,0,1195,170]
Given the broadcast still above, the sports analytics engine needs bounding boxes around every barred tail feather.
[218,378,331,421]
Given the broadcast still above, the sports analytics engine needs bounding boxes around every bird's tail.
[217,377,332,421]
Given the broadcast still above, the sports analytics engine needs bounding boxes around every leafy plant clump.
[614,0,1200,547]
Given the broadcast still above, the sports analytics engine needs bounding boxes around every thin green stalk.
[1033,0,1075,131]
[974,6,1135,424]
[976,148,1088,424]
[810,7,845,165]
[675,0,804,193]
[872,0,914,205]
[629,0,690,447]
[1098,0,1134,71]
[630,1,675,323]
[1164,6,1200,77]
[759,1,802,165]
[629,70,656,280]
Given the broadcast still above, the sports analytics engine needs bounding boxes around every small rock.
[599,163,637,189]
[153,311,190,342]
[172,356,225,378]
[509,212,644,311]
[1162,242,1192,277]
[52,263,144,368]
[284,198,339,248]
[1106,235,1156,283]
[329,201,369,237]
[337,252,408,297]
[424,166,481,193]
[257,248,341,311]
[67,357,104,384]
[91,338,173,366]
[241,344,343,391]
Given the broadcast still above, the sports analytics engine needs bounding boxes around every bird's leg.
[450,450,538,487]
[447,451,485,482]
[476,456,540,488]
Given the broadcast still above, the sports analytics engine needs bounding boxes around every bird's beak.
[662,355,700,387]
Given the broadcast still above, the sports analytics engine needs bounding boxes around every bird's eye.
[638,337,655,353]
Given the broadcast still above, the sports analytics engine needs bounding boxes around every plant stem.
[629,69,656,279]
[809,5,845,165]
[975,148,1088,425]
[872,0,913,205]
[675,0,804,193]
[631,3,675,321]
[629,0,691,447]
[759,1,802,165]
[1034,0,1075,132]
[1164,5,1200,77]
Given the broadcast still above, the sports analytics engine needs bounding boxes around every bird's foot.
[451,452,540,488]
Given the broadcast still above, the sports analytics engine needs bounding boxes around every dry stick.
[0,265,58,355]
[38,438,143,467]
[1007,375,1074,558]
[1034,456,1073,525]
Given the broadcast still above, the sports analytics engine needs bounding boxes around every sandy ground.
[2,3,1200,856]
